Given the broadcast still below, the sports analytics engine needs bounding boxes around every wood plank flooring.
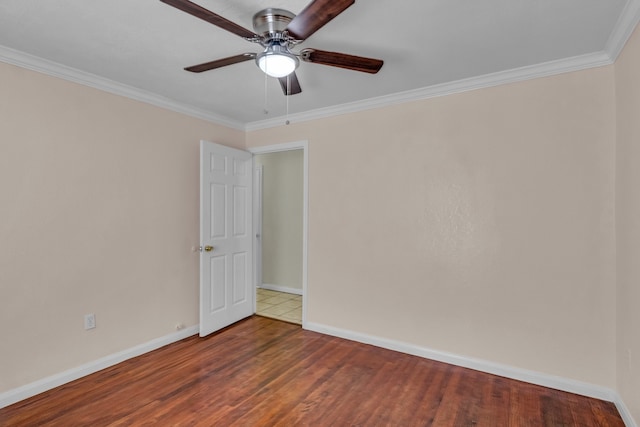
[0,316,624,426]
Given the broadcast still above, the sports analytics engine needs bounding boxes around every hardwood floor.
[0,316,624,426]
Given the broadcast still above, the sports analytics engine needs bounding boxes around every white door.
[200,140,253,337]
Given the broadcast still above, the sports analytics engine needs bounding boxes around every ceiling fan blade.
[278,72,302,96]
[185,53,256,73]
[285,0,355,41]
[300,49,383,74]
[160,0,258,40]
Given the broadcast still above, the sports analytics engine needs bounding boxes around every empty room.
[1,0,639,425]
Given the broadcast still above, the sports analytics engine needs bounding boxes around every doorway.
[250,141,308,327]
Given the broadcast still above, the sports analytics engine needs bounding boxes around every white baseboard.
[0,325,199,409]
[258,283,303,296]
[305,321,636,426]
[2,321,636,427]
[615,397,639,427]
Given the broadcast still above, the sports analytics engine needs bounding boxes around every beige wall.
[254,150,303,290]
[615,23,640,423]
[0,61,244,393]
[247,66,618,388]
[5,24,640,418]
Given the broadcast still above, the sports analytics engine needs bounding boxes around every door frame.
[250,140,309,327]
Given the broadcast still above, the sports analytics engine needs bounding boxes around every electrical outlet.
[84,313,96,330]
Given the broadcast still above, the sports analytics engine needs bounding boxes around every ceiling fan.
[159,0,384,96]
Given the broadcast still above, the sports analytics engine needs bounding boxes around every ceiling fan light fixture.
[256,44,299,78]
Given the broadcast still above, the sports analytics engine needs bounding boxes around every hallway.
[255,288,302,325]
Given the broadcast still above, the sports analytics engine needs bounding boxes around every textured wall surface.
[615,23,640,425]
[248,66,617,388]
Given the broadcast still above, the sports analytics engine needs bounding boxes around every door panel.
[200,141,253,337]
[233,186,247,236]
[209,255,226,312]
[210,184,226,238]
[232,252,248,303]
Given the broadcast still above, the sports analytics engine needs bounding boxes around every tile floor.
[256,288,302,325]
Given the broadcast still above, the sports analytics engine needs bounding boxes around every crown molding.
[0,44,245,131]
[245,50,613,131]
[605,0,640,60]
[4,0,639,134]
[246,0,640,132]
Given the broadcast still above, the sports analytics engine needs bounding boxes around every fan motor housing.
[253,8,295,38]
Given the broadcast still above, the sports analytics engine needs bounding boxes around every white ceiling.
[0,0,639,129]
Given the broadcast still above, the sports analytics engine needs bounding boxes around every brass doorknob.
[204,245,214,252]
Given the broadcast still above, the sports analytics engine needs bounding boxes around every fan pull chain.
[263,71,269,115]
[285,74,290,125]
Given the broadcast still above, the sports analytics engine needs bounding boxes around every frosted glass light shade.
[256,47,298,78]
